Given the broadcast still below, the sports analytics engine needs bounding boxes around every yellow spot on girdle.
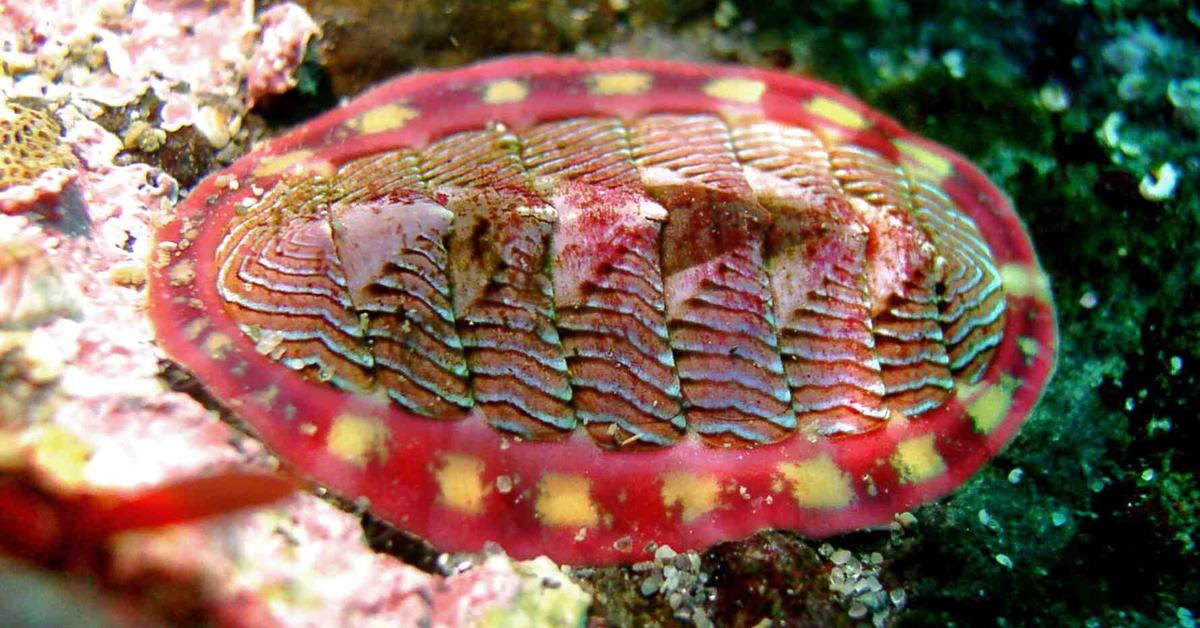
[895,139,954,179]
[1000,264,1052,303]
[353,104,420,134]
[778,454,855,509]
[435,453,488,515]
[535,473,599,528]
[249,385,279,409]
[202,332,233,360]
[805,96,869,130]
[963,383,1014,434]
[588,71,653,95]
[253,150,314,177]
[661,472,720,523]
[1017,336,1039,359]
[482,79,529,104]
[891,434,946,483]
[167,258,195,286]
[183,317,209,341]
[703,77,766,104]
[326,414,389,468]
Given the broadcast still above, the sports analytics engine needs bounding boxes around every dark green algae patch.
[239,1,1198,625]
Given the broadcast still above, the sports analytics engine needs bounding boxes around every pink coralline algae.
[149,56,1058,565]
[0,0,318,141]
[246,3,322,106]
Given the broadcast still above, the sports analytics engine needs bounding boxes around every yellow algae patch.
[352,103,420,134]
[109,260,147,287]
[0,430,23,471]
[895,139,954,179]
[326,413,390,468]
[482,78,529,104]
[28,425,91,491]
[1000,263,1052,302]
[435,453,488,515]
[588,71,653,96]
[778,454,855,509]
[253,150,314,177]
[891,434,946,484]
[805,96,869,130]
[660,472,720,523]
[479,555,592,628]
[703,77,766,104]
[535,473,599,528]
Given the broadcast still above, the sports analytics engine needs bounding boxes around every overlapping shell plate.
[148,57,1057,564]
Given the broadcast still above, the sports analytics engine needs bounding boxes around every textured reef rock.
[246,3,322,106]
[0,0,318,140]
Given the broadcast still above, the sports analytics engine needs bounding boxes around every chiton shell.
[149,56,1056,564]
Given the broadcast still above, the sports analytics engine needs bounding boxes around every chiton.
[148,56,1057,564]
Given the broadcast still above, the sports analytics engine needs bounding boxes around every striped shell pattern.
[149,57,1056,564]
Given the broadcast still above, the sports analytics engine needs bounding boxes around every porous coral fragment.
[0,99,79,216]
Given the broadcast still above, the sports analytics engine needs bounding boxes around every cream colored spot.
[109,260,147,287]
[352,103,420,134]
[660,472,720,523]
[703,77,766,104]
[253,150,314,177]
[434,453,488,515]
[202,332,233,360]
[167,258,195,286]
[482,78,529,104]
[806,96,869,130]
[1000,264,1052,303]
[895,139,954,179]
[588,71,653,95]
[778,454,855,509]
[326,414,390,468]
[535,473,599,528]
[183,317,209,341]
[249,385,279,409]
[891,434,946,483]
[965,383,1015,434]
